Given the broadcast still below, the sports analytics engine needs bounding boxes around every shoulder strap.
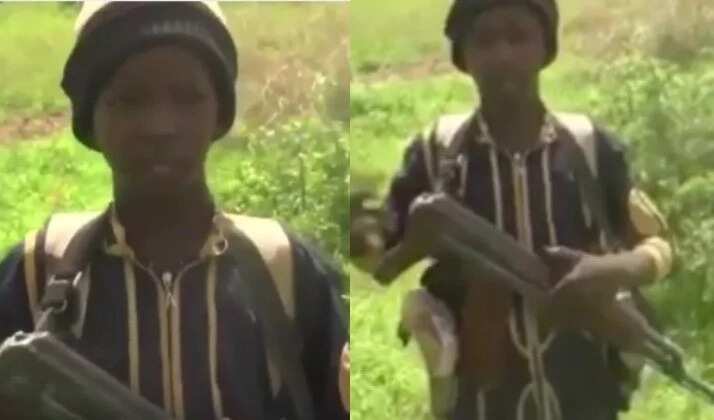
[24,212,105,337]
[422,113,472,193]
[553,112,620,250]
[43,212,105,274]
[220,215,314,420]
[224,215,295,319]
[553,112,598,176]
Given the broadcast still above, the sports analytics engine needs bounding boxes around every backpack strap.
[553,113,598,176]
[219,214,314,420]
[23,229,42,326]
[553,112,620,250]
[422,113,472,194]
[24,212,105,338]
[223,215,295,319]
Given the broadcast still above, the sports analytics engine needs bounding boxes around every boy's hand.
[542,246,655,310]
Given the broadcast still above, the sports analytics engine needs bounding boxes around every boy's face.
[461,5,546,100]
[93,45,219,196]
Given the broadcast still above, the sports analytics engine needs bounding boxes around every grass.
[350,0,449,74]
[0,4,74,122]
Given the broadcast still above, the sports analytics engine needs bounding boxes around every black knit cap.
[444,0,559,72]
[62,1,238,150]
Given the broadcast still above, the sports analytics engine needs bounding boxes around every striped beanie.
[445,0,559,72]
[61,1,238,149]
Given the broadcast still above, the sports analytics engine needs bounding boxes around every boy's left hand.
[542,246,652,309]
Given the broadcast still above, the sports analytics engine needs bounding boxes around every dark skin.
[93,45,220,272]
[459,5,656,309]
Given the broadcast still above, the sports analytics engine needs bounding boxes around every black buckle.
[40,272,82,315]
[437,155,466,196]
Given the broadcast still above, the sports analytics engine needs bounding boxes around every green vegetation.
[351,1,714,419]
[0,4,75,122]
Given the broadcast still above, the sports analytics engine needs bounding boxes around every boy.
[0,2,348,419]
[352,1,672,419]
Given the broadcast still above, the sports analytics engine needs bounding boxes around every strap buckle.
[40,272,83,316]
[436,154,467,197]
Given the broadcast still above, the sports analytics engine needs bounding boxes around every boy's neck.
[480,90,546,155]
[113,181,217,269]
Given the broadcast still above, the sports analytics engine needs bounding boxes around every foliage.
[585,56,714,355]
[0,3,74,122]
[210,120,349,262]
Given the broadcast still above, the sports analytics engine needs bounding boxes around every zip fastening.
[105,206,228,418]
[133,258,203,310]
[512,152,532,247]
[161,271,174,308]
[476,111,562,420]
[129,257,205,419]
[510,151,552,420]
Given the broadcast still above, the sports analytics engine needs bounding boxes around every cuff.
[634,236,673,281]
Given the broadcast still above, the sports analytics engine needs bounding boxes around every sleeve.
[0,244,35,341]
[596,128,673,281]
[289,233,348,419]
[384,135,433,249]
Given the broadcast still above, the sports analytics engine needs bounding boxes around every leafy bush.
[211,120,349,261]
[586,56,714,354]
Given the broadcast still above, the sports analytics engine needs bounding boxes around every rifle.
[375,192,714,404]
[0,331,173,420]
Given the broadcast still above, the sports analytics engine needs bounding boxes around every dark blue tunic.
[0,211,348,420]
[385,111,652,420]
